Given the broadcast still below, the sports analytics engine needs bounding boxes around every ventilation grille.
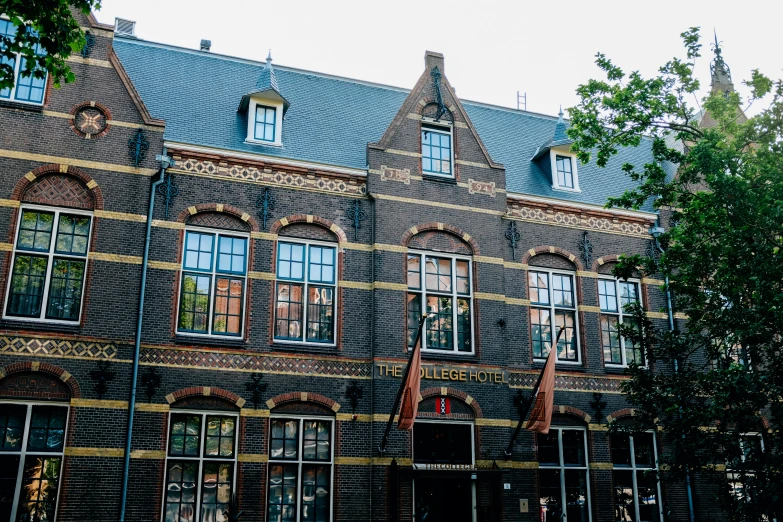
[114,18,136,37]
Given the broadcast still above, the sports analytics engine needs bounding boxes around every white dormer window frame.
[549,148,581,193]
[245,97,284,147]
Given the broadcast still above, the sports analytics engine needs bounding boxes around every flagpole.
[504,326,564,457]
[378,314,428,456]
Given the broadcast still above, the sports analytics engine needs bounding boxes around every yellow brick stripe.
[42,110,163,132]
[373,193,505,216]
[0,149,157,176]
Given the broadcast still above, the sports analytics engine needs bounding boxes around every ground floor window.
[267,416,333,522]
[0,402,68,522]
[611,432,662,522]
[162,411,237,522]
[538,427,591,522]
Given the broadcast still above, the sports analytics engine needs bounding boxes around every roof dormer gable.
[239,52,289,147]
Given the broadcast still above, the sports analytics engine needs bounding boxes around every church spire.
[710,30,733,94]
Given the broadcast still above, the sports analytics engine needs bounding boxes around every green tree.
[0,0,101,91]
[568,28,783,521]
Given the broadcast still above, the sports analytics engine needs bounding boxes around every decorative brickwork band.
[554,404,591,424]
[175,203,259,232]
[269,215,348,244]
[401,223,479,255]
[164,386,246,408]
[420,387,482,418]
[521,245,584,271]
[265,391,341,413]
[0,362,81,398]
[12,165,104,210]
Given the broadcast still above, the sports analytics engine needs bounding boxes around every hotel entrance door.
[414,475,473,522]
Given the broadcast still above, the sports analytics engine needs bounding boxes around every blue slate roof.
[114,37,660,210]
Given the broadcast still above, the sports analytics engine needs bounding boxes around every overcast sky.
[96,0,779,118]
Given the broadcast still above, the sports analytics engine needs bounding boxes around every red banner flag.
[397,323,424,431]
[526,346,556,434]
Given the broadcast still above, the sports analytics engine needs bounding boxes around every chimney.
[114,18,136,37]
[200,39,212,52]
[425,51,444,74]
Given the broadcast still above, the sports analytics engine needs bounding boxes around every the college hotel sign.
[376,363,507,384]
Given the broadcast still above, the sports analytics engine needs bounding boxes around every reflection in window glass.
[538,428,590,522]
[611,432,661,522]
[600,278,643,366]
[529,270,578,361]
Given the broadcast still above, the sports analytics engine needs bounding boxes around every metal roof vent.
[114,18,136,37]
[200,39,212,52]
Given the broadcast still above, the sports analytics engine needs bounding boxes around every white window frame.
[411,419,477,522]
[0,401,70,522]
[245,97,284,147]
[528,267,581,364]
[726,433,768,513]
[549,149,581,193]
[266,414,335,522]
[160,409,239,522]
[598,277,643,368]
[538,426,593,522]
[421,120,454,179]
[611,431,665,522]
[0,17,48,106]
[407,249,474,355]
[3,204,93,324]
[273,238,338,346]
[175,226,250,338]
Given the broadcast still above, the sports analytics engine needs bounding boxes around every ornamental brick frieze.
[140,348,372,379]
[508,371,626,394]
[171,155,367,197]
[0,336,117,359]
[506,199,653,238]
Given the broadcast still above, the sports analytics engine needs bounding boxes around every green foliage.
[0,0,101,91]
[569,28,783,521]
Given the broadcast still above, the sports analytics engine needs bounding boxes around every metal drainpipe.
[656,239,696,522]
[119,151,170,522]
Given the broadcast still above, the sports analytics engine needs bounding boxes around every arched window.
[406,230,473,354]
[597,274,643,367]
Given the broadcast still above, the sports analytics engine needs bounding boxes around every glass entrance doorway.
[414,476,473,522]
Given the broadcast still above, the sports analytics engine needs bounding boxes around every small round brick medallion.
[73,105,108,138]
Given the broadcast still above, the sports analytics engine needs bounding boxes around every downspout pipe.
[651,226,695,522]
[119,150,173,522]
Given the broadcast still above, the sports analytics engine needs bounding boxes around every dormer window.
[254,105,277,142]
[550,151,580,192]
[421,123,453,178]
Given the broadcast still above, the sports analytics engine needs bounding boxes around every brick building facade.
[0,10,722,522]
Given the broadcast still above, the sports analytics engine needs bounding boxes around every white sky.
[96,0,780,118]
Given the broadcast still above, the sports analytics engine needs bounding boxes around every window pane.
[201,462,233,522]
[183,232,214,271]
[611,434,632,467]
[0,20,17,99]
[422,128,452,176]
[16,211,53,252]
[613,470,635,521]
[539,469,562,522]
[308,246,335,284]
[45,259,85,320]
[302,420,331,461]
[169,414,201,457]
[529,272,549,305]
[552,274,574,308]
[301,465,330,522]
[625,321,645,366]
[407,255,421,289]
[205,416,235,458]
[277,243,305,281]
[15,56,47,104]
[425,296,453,350]
[275,283,303,340]
[267,464,297,522]
[16,457,61,522]
[456,298,471,352]
[602,316,622,364]
[178,274,211,333]
[537,432,559,466]
[407,293,422,348]
[7,256,48,317]
[164,460,198,522]
[598,280,618,312]
[0,404,26,450]
[212,277,243,336]
[636,470,661,522]
[306,286,334,343]
[217,236,247,275]
[562,430,586,466]
[633,433,656,468]
[619,281,639,308]
[27,406,66,452]
[425,257,451,292]
[556,156,574,189]
[270,419,299,460]
[455,260,470,295]
[555,311,577,361]
[0,455,20,521]
[531,308,552,359]
[564,469,589,522]
[54,215,91,255]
